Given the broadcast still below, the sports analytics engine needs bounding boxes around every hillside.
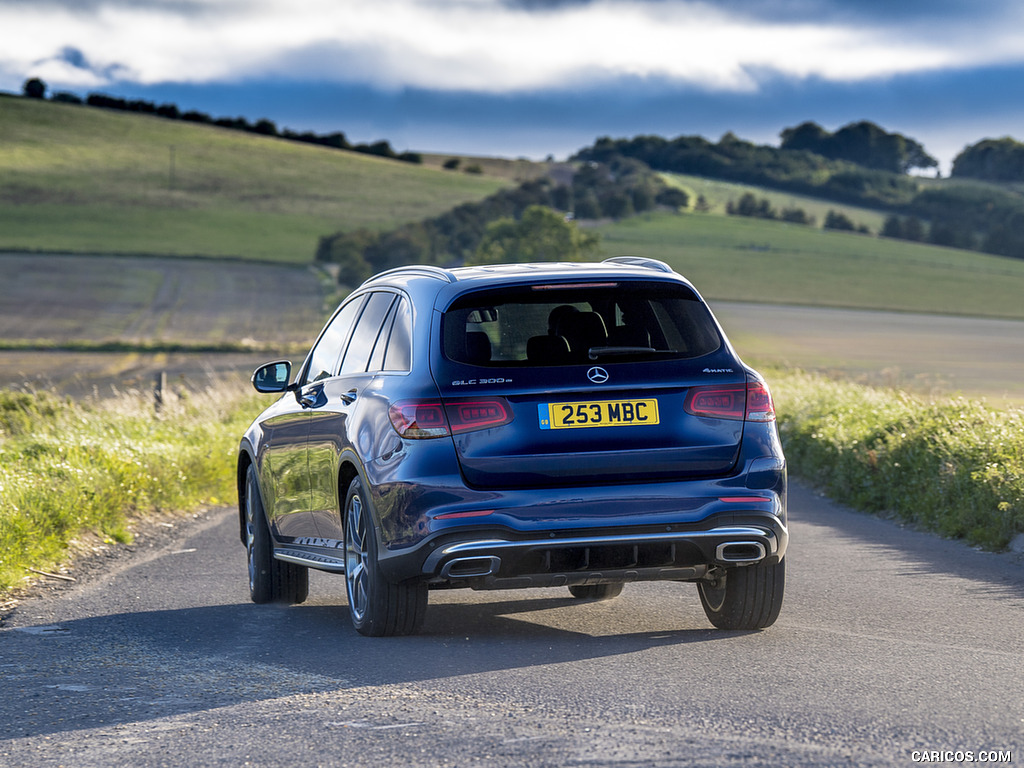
[6,93,1024,322]
[594,208,1024,320]
[0,95,510,262]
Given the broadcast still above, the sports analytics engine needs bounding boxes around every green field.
[662,172,890,232]
[0,96,509,262]
[593,210,1024,320]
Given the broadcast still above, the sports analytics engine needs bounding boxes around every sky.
[3,0,1024,172]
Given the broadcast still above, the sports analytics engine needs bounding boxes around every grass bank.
[0,384,263,596]
[771,370,1024,550]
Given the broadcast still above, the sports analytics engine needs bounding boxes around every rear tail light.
[685,384,745,420]
[389,398,513,439]
[684,381,775,422]
[743,381,776,422]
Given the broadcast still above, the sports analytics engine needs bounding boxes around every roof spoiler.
[602,256,674,274]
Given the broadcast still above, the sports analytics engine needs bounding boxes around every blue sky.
[3,0,1024,171]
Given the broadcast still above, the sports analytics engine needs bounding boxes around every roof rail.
[361,265,457,286]
[602,256,674,274]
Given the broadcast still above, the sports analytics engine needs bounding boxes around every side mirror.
[251,361,293,393]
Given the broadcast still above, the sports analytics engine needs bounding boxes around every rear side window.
[442,281,721,367]
[340,292,396,375]
[383,297,412,372]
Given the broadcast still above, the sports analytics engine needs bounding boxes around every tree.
[780,207,815,226]
[655,187,689,210]
[727,192,775,219]
[601,192,634,219]
[156,103,180,119]
[22,78,46,99]
[253,118,278,136]
[780,120,938,174]
[952,138,1024,182]
[779,121,829,153]
[823,210,856,231]
[473,206,600,265]
[573,190,602,219]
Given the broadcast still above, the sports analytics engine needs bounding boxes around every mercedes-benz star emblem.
[587,366,609,384]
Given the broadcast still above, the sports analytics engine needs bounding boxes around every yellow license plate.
[539,399,659,429]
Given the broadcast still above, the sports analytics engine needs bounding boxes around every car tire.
[698,558,785,630]
[568,583,624,600]
[344,478,427,637]
[245,465,309,605]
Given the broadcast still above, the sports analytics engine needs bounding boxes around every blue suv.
[238,257,788,635]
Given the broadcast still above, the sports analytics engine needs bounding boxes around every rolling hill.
[5,93,1024,323]
[0,95,511,262]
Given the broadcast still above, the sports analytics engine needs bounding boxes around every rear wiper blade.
[587,346,676,359]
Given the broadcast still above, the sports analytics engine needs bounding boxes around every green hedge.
[772,371,1023,550]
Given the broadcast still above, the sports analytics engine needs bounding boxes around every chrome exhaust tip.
[440,556,501,579]
[715,541,766,564]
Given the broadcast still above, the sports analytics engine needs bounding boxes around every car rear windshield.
[442,280,722,367]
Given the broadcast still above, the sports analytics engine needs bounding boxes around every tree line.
[575,127,1024,260]
[20,78,421,164]
[315,157,687,285]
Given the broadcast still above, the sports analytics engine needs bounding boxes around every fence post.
[154,371,166,415]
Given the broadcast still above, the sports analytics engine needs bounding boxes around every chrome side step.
[274,548,346,573]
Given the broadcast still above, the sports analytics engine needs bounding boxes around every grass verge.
[771,369,1024,550]
[2,370,1020,599]
[0,384,264,596]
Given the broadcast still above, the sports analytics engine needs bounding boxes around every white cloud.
[3,0,1024,93]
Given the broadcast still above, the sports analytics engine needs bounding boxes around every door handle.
[297,384,322,408]
[340,389,358,405]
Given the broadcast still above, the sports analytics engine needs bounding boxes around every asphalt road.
[2,482,1022,767]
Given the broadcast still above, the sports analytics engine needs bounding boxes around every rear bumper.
[378,511,788,588]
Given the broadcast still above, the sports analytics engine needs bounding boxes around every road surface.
[1,483,1022,767]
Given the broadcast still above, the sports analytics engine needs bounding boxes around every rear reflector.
[434,509,495,520]
[718,496,770,503]
[684,381,776,422]
[389,398,513,439]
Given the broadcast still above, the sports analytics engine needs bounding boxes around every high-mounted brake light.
[531,282,618,290]
[684,381,776,422]
[389,398,513,439]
